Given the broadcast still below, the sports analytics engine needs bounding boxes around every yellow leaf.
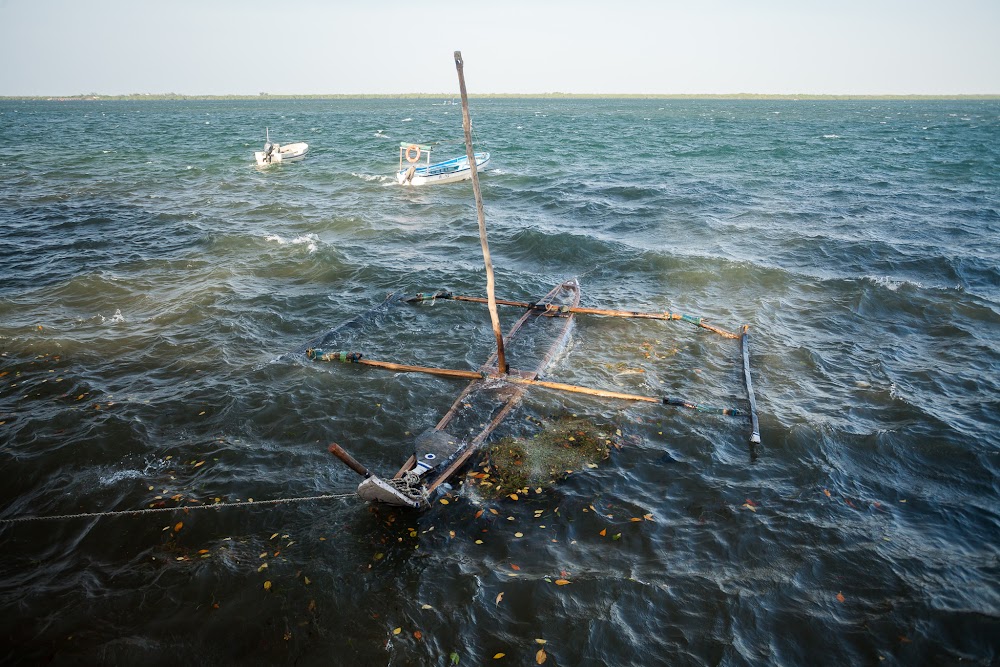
[599,529,607,536]
[440,498,450,505]
[194,460,205,468]
[263,581,272,591]
[489,508,499,515]
[270,532,279,539]
[514,532,524,538]
[173,522,183,532]
[630,517,642,522]
[257,563,268,572]
[493,654,505,659]
[475,540,484,545]
[554,579,570,585]
[824,489,831,497]
[304,576,311,585]
[393,627,402,635]
[536,648,547,664]
[509,493,519,501]
[535,639,547,645]
[495,592,504,605]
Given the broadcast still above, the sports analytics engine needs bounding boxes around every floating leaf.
[393,627,402,635]
[304,576,311,585]
[194,460,205,468]
[836,592,845,603]
[450,652,460,665]
[475,510,484,519]
[630,517,642,522]
[414,631,422,640]
[535,639,546,645]
[263,581,272,591]
[599,528,607,536]
[510,564,521,571]
[514,532,524,538]
[493,654,505,659]
[495,592,504,605]
[257,563,268,572]
[509,494,519,501]
[475,540,484,545]
[536,648,547,664]
[823,489,831,497]
[173,522,183,532]
[270,532,279,539]
[554,579,570,586]
[422,604,433,610]
[643,513,654,521]
[440,498,450,505]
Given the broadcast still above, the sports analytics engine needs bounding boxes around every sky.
[3,0,999,96]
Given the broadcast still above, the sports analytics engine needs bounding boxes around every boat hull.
[397,152,490,185]
[358,279,581,507]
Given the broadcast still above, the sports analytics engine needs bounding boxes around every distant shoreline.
[2,93,998,102]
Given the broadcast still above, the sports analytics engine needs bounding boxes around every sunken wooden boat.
[309,279,580,508]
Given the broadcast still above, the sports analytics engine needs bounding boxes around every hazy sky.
[3,0,998,96]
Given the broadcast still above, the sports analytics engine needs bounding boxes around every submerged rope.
[0,492,356,525]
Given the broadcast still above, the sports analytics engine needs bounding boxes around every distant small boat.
[396,142,490,186]
[255,128,308,166]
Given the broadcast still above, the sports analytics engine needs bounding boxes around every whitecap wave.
[863,274,920,291]
[264,233,319,253]
[351,172,390,183]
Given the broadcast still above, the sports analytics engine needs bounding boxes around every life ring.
[405,144,421,163]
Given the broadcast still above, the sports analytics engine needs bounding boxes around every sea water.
[0,98,998,665]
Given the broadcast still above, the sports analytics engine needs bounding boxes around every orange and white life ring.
[405,144,421,163]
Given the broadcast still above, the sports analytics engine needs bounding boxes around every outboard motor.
[263,141,275,163]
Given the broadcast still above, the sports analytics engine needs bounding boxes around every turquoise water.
[1,98,998,665]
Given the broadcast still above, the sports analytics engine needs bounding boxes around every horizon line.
[3,92,999,102]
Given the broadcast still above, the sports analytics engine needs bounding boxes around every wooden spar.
[327,443,371,478]
[407,292,739,339]
[455,50,507,373]
[740,325,761,444]
[307,350,742,416]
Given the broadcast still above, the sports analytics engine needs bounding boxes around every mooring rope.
[0,492,356,525]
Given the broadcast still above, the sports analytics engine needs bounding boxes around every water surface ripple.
[1,99,998,666]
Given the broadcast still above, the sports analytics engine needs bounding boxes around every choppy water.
[1,98,998,666]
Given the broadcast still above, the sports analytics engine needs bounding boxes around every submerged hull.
[356,279,581,508]
[397,152,490,185]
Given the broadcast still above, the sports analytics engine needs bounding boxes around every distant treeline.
[2,93,999,102]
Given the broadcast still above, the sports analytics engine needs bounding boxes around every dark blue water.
[1,98,998,666]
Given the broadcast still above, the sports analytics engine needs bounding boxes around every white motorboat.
[254,128,308,166]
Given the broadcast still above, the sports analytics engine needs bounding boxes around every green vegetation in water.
[469,416,621,499]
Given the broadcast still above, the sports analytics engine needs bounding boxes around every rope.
[0,492,356,525]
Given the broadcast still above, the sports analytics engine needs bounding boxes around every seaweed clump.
[469,416,620,499]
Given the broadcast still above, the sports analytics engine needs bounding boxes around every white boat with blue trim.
[396,142,490,185]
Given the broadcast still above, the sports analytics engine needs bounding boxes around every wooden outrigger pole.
[306,349,744,416]
[455,50,507,373]
[406,291,739,339]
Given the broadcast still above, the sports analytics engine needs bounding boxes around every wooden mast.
[454,50,507,373]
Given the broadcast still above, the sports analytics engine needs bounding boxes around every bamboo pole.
[454,50,507,373]
[407,291,739,339]
[740,325,761,444]
[306,349,742,416]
